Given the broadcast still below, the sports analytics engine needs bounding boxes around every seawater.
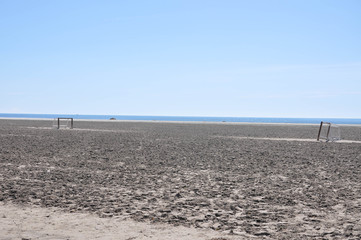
[1,113,361,124]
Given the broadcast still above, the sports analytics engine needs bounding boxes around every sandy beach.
[1,119,361,239]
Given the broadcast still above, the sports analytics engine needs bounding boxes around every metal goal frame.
[317,121,340,142]
[56,118,73,129]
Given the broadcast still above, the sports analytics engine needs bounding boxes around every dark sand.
[1,119,361,239]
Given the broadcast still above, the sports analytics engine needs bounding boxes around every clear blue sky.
[1,0,360,118]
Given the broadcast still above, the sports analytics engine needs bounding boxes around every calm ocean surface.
[1,113,361,124]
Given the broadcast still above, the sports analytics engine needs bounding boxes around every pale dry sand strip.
[24,127,136,133]
[225,136,361,144]
[0,203,248,240]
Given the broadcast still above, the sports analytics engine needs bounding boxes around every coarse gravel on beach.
[1,119,361,239]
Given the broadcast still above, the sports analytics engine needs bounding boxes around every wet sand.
[1,119,361,239]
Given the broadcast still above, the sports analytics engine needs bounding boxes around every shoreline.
[2,117,361,127]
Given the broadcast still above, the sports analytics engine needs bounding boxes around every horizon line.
[1,113,361,120]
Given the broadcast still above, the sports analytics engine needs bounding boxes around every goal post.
[53,118,73,129]
[317,121,340,142]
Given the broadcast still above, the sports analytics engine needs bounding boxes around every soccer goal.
[317,121,341,142]
[53,118,74,129]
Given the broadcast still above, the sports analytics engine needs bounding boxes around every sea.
[1,113,361,125]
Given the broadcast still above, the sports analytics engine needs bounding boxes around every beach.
[1,119,361,239]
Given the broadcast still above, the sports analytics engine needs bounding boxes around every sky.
[1,0,360,118]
